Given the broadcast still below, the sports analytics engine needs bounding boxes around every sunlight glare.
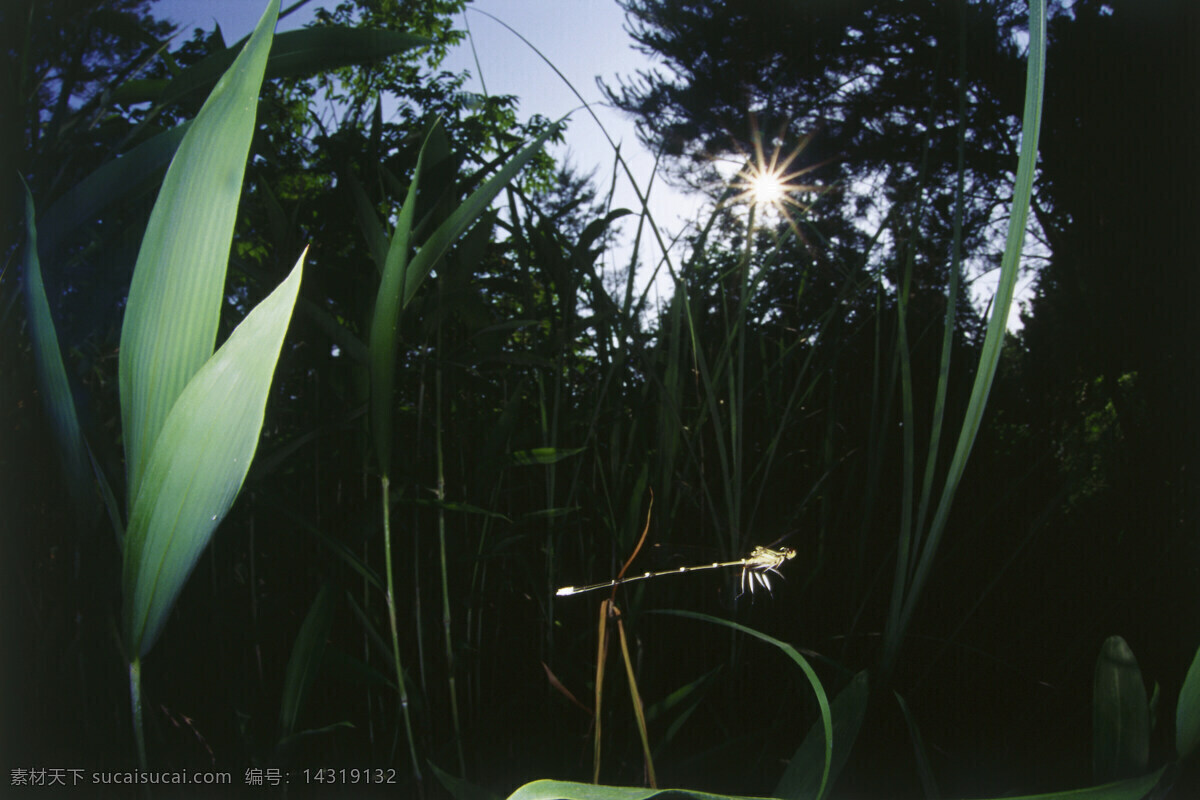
[750,170,786,207]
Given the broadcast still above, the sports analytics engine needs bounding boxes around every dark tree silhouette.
[605,0,1031,298]
[1020,0,1200,644]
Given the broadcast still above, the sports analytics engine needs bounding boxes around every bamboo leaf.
[122,251,304,658]
[1176,644,1200,761]
[279,585,335,738]
[20,180,92,513]
[118,0,278,510]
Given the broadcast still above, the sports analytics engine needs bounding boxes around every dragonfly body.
[556,545,796,597]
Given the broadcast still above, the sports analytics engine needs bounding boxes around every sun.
[749,170,786,207]
[724,116,823,230]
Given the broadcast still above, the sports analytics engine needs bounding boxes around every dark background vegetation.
[2,0,1198,797]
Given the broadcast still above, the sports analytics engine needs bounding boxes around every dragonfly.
[555,545,796,597]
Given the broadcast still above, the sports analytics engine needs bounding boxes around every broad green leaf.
[279,585,335,737]
[122,251,304,658]
[775,670,868,800]
[505,780,774,800]
[370,122,433,475]
[400,121,564,309]
[1093,636,1149,783]
[20,180,91,513]
[508,447,585,467]
[119,0,278,510]
[1175,644,1200,760]
[112,27,430,107]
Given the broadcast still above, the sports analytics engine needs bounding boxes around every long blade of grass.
[370,121,432,475]
[774,671,868,800]
[654,610,833,800]
[883,0,1047,675]
[20,180,91,513]
[122,250,304,658]
[895,692,940,800]
[118,0,278,509]
[616,615,656,787]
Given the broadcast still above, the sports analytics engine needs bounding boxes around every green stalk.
[129,657,147,771]
[381,474,422,781]
[435,320,466,775]
[730,203,756,551]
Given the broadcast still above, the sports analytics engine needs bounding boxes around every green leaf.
[113,27,430,107]
[508,447,585,467]
[882,0,1049,677]
[505,780,774,800]
[370,122,434,475]
[400,121,564,309]
[644,665,723,751]
[653,610,833,800]
[346,169,389,273]
[775,670,868,800]
[37,123,190,261]
[118,0,278,510]
[1093,636,1149,783]
[122,251,304,658]
[276,720,354,750]
[279,585,335,738]
[895,691,940,800]
[20,180,92,513]
[517,506,580,522]
[1176,644,1200,760]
